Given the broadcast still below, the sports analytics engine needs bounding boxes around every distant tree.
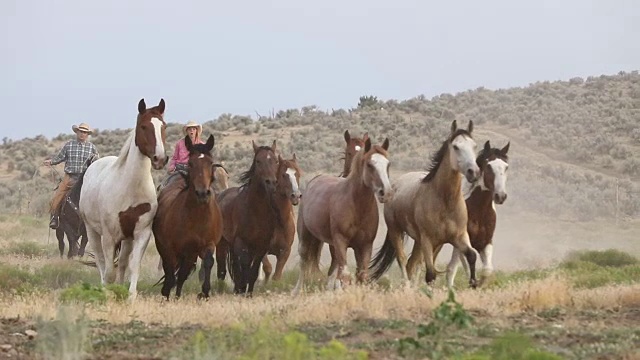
[357,95,380,109]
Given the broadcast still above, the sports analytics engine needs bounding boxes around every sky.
[1,0,639,140]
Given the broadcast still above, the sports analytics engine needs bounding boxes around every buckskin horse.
[153,134,224,299]
[80,98,168,300]
[292,137,393,295]
[405,140,510,287]
[217,140,279,295]
[369,120,481,288]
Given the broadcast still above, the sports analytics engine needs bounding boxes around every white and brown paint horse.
[293,137,393,295]
[369,120,481,288]
[80,98,167,300]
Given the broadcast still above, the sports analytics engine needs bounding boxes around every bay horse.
[217,140,279,295]
[260,154,303,283]
[414,140,510,287]
[153,135,223,299]
[56,175,88,258]
[80,98,168,300]
[292,137,393,295]
[369,120,481,288]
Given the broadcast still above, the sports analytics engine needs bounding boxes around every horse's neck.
[466,187,494,218]
[274,193,293,217]
[116,133,152,184]
[432,151,463,203]
[344,169,375,208]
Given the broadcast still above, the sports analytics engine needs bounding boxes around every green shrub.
[36,305,91,360]
[0,263,40,294]
[59,283,107,304]
[35,262,99,289]
[562,249,638,268]
[3,240,48,257]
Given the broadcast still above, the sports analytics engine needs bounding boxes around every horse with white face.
[80,98,167,301]
[369,120,481,288]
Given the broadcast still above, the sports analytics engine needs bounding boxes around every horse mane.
[115,130,135,166]
[345,150,365,180]
[238,146,273,187]
[476,146,508,167]
[422,129,471,183]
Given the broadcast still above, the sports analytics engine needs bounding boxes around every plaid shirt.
[50,139,100,174]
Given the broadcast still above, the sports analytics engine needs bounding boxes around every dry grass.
[1,275,638,330]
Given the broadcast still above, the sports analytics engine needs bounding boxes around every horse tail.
[369,232,397,281]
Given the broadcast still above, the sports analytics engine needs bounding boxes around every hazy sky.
[1,0,638,140]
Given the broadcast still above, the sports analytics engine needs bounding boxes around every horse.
[368,120,481,289]
[260,154,303,283]
[216,140,279,295]
[80,98,168,300]
[153,134,223,299]
[292,137,393,295]
[340,130,368,177]
[55,175,88,259]
[404,140,510,288]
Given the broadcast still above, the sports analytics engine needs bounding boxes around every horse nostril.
[378,190,385,197]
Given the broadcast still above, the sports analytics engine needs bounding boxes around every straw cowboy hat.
[72,122,93,135]
[183,120,202,135]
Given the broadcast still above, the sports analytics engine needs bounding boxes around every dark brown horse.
[293,137,393,294]
[406,140,510,287]
[261,154,303,283]
[152,135,223,299]
[217,140,279,295]
[56,175,88,258]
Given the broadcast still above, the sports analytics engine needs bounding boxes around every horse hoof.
[469,279,478,289]
[197,293,209,300]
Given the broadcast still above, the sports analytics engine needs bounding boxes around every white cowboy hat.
[183,120,202,135]
[72,123,93,135]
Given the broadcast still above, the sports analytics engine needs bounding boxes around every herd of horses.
[54,98,510,301]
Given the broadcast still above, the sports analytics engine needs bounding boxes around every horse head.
[136,98,168,170]
[185,134,216,204]
[342,130,369,177]
[448,120,480,183]
[478,140,510,204]
[276,153,303,206]
[241,140,278,193]
[360,137,394,203]
[212,163,229,195]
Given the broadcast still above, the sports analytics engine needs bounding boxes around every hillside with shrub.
[1,70,639,222]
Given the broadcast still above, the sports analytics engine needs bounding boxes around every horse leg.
[199,250,215,299]
[175,255,196,299]
[445,248,462,289]
[161,257,176,300]
[273,247,291,282]
[329,239,348,290]
[56,228,65,258]
[419,235,437,285]
[232,239,250,295]
[479,244,493,286]
[354,243,373,284]
[452,231,478,288]
[216,238,229,281]
[78,225,89,257]
[101,235,117,285]
[126,229,152,301]
[292,225,322,296]
[388,229,410,282]
[67,232,80,259]
[247,254,264,296]
[86,227,106,284]
[262,255,273,285]
[406,239,422,282]
[116,240,133,284]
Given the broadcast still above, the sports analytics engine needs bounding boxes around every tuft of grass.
[562,249,638,268]
[35,261,100,289]
[484,268,551,289]
[0,263,40,294]
[19,215,44,228]
[59,282,107,304]
[459,332,563,360]
[3,240,49,257]
[36,305,92,360]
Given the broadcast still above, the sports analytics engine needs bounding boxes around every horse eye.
[453,145,459,151]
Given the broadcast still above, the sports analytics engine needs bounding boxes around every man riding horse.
[43,122,100,229]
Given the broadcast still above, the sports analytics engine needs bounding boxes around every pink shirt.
[168,137,205,172]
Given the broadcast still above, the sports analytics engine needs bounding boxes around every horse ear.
[278,154,283,163]
[450,120,457,134]
[138,99,146,114]
[364,138,371,153]
[363,132,369,141]
[468,120,474,134]
[157,99,166,114]
[292,152,297,161]
[185,134,193,152]
[206,134,215,151]
[271,140,277,152]
[344,130,351,143]
[382,138,390,150]
[252,140,258,153]
[484,140,491,152]
[501,141,510,155]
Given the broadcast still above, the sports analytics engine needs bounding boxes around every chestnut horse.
[340,130,368,178]
[369,120,481,288]
[80,98,167,300]
[217,140,279,295]
[261,154,303,283]
[153,135,223,299]
[292,137,393,295]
